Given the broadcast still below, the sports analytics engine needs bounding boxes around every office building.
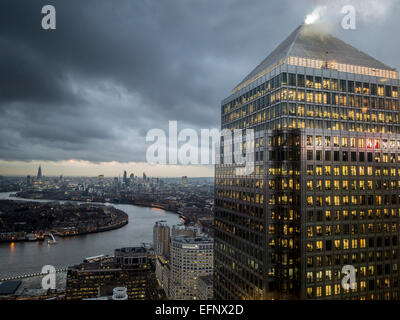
[170,235,213,300]
[155,254,171,297]
[197,275,213,300]
[153,221,171,256]
[66,247,164,300]
[172,224,199,238]
[214,24,400,300]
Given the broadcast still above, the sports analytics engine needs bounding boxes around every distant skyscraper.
[123,170,127,184]
[113,177,119,189]
[36,165,42,180]
[155,254,171,297]
[197,275,214,300]
[214,24,400,300]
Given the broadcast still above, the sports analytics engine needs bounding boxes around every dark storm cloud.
[0,0,399,163]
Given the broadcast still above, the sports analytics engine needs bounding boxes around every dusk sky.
[1,0,399,177]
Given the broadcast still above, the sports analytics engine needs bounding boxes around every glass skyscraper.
[214,24,400,300]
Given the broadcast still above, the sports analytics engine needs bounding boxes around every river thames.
[0,192,181,279]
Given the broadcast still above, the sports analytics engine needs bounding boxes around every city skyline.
[1,0,400,305]
[0,160,214,178]
[1,1,400,176]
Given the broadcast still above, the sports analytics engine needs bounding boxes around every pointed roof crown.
[234,24,398,93]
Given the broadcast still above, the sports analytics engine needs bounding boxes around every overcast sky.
[0,0,399,177]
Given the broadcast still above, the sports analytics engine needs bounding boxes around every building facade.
[153,220,171,256]
[198,275,214,300]
[214,24,400,300]
[170,235,214,300]
[155,254,171,297]
[172,223,199,238]
[66,247,164,300]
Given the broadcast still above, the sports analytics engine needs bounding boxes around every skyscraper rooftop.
[234,24,398,93]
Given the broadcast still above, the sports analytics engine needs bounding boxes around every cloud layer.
[0,0,399,168]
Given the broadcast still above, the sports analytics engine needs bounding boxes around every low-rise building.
[66,247,164,300]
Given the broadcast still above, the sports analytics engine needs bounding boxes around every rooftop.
[172,235,213,244]
[0,281,22,295]
[234,24,398,93]
[114,247,147,254]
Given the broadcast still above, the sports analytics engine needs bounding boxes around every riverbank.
[13,192,185,220]
[0,199,129,243]
[0,191,182,280]
[0,217,129,244]
[58,218,129,238]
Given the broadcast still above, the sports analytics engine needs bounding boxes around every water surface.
[0,192,181,278]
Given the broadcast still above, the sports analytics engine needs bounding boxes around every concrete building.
[214,24,400,300]
[153,221,171,256]
[198,275,213,300]
[155,255,171,297]
[170,235,213,300]
[36,165,42,180]
[171,223,200,238]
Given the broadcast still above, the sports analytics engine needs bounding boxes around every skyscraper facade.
[214,24,400,300]
[153,220,171,256]
[123,170,127,185]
